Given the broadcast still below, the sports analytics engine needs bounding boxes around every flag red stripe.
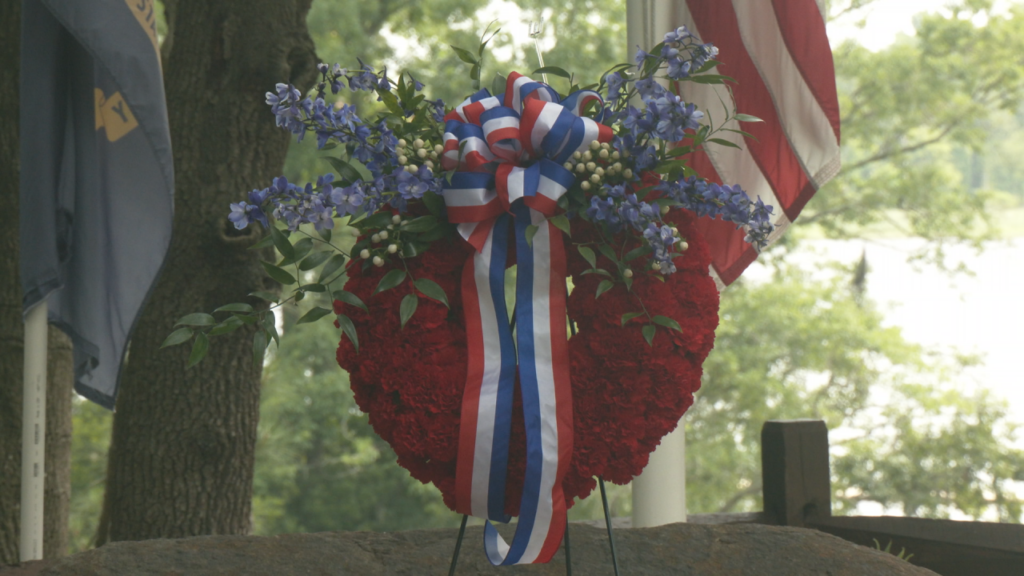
[770,0,841,141]
[686,0,811,221]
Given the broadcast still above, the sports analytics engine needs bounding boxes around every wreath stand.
[446,318,623,576]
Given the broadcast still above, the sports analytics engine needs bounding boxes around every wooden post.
[761,420,830,527]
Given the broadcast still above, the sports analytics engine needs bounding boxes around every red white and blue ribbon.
[443,73,612,565]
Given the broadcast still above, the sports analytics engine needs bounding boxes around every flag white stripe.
[731,1,841,189]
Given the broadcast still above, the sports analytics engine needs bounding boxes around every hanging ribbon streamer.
[443,73,612,565]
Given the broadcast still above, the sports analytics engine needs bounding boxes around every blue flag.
[19,0,174,409]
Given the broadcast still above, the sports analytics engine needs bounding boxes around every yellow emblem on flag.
[126,0,160,57]
[94,89,139,143]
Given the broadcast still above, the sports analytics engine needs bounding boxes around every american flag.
[671,0,842,286]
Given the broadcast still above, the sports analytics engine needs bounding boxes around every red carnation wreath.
[335,206,718,514]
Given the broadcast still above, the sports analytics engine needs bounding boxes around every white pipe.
[627,0,688,528]
[20,301,47,561]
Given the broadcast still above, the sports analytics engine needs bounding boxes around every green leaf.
[336,314,359,352]
[235,314,258,325]
[374,269,407,294]
[378,90,405,118]
[357,212,393,230]
[533,66,571,79]
[707,138,742,149]
[733,113,764,123]
[549,214,571,237]
[491,72,508,96]
[299,283,326,293]
[689,74,737,84]
[299,250,332,271]
[252,330,267,368]
[269,226,294,261]
[320,141,338,151]
[595,279,614,299]
[262,313,279,347]
[451,45,478,64]
[401,215,438,233]
[402,242,420,258]
[262,261,296,285]
[214,303,253,314]
[470,63,481,83]
[598,244,618,263]
[580,268,612,277]
[642,324,656,346]
[422,191,446,218]
[208,316,245,336]
[319,254,347,283]
[175,313,215,327]
[653,315,683,332]
[249,291,279,303]
[296,306,333,325]
[414,278,449,308]
[161,327,194,348]
[621,312,645,326]
[318,227,332,242]
[333,290,368,312]
[187,333,209,368]
[400,293,419,328]
[248,235,274,250]
[324,156,364,185]
[525,224,539,247]
[624,246,651,262]
[578,245,597,268]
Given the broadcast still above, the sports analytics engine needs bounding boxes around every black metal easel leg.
[448,514,469,576]
[599,478,622,576]
[564,520,572,575]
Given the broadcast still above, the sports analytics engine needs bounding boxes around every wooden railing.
[753,420,1024,575]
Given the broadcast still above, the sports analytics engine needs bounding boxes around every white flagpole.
[21,300,48,561]
[627,0,688,528]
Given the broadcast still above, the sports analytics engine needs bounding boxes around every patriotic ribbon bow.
[442,72,612,565]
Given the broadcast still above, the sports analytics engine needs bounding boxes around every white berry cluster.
[562,140,634,192]
[395,138,443,174]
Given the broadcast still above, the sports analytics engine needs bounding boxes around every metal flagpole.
[20,301,48,561]
[627,0,688,529]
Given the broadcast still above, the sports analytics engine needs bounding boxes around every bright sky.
[828,0,1019,50]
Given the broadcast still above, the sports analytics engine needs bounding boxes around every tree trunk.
[96,0,317,543]
[0,0,74,563]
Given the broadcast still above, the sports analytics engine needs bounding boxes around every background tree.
[94,0,319,543]
[60,0,1024,547]
[0,0,75,563]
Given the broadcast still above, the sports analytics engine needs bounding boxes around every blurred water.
[745,238,1024,425]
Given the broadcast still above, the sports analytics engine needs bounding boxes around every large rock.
[1,522,937,575]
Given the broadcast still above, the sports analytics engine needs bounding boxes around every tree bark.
[96,0,317,543]
[0,0,74,563]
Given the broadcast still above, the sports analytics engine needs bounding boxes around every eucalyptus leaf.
[707,138,742,149]
[374,269,407,294]
[652,315,682,332]
[595,279,614,299]
[214,303,254,314]
[208,316,245,336]
[252,330,267,368]
[399,293,419,328]
[621,312,645,326]
[262,262,296,285]
[525,224,539,247]
[577,245,597,268]
[401,215,438,233]
[299,250,332,271]
[333,290,368,312]
[733,113,764,123]
[336,314,359,352]
[161,327,193,348]
[451,45,478,64]
[414,278,449,308]
[175,313,215,327]
[187,333,210,368]
[319,254,347,283]
[249,291,279,303]
[549,214,571,236]
[642,324,656,346]
[533,66,571,79]
[296,306,333,325]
